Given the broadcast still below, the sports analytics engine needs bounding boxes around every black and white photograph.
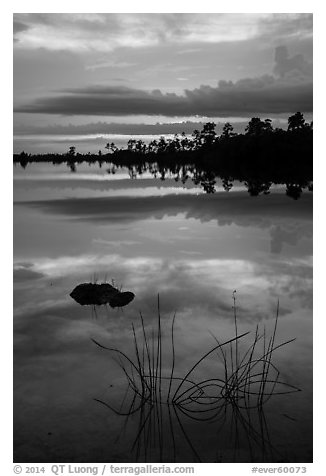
[12,8,313,466]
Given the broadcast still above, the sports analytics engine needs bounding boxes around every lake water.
[13,162,313,463]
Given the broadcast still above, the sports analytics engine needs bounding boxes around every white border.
[4,3,323,474]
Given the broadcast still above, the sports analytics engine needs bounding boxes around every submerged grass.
[92,293,300,462]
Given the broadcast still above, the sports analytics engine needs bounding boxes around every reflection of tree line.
[14,112,312,199]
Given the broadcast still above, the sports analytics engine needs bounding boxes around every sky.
[13,12,313,146]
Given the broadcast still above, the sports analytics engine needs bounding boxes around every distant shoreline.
[13,115,312,199]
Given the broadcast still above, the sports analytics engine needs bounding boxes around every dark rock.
[70,283,119,306]
[70,282,135,308]
[109,291,135,308]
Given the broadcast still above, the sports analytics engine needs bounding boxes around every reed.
[92,294,300,462]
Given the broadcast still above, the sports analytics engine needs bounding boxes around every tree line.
[14,112,312,199]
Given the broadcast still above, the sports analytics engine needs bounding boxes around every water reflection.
[70,281,135,308]
[92,297,301,462]
[13,163,312,462]
[15,158,313,199]
[15,192,312,258]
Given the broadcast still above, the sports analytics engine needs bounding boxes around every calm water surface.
[13,163,312,463]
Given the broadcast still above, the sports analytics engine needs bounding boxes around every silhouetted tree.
[148,139,158,153]
[180,132,190,150]
[245,118,273,136]
[105,142,117,153]
[135,140,147,153]
[68,146,76,157]
[221,122,235,139]
[157,136,168,153]
[13,113,313,199]
[172,134,181,151]
[200,122,216,146]
[192,129,201,149]
[287,112,306,131]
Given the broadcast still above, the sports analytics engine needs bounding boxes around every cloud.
[16,119,290,137]
[11,13,244,51]
[258,14,312,43]
[13,15,313,119]
[13,14,313,120]
[15,75,312,117]
[15,117,304,154]
[13,13,312,53]
[274,45,312,80]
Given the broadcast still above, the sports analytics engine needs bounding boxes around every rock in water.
[70,283,119,305]
[70,282,135,308]
[109,291,135,308]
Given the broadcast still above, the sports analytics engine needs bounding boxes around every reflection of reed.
[92,295,300,462]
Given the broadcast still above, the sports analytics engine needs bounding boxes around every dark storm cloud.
[14,12,313,119]
[15,76,312,117]
[14,45,312,117]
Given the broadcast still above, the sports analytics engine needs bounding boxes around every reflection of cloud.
[270,223,312,254]
[13,20,30,42]
[14,250,312,360]
[14,176,199,198]
[14,243,312,461]
[18,192,312,253]
[13,262,45,282]
[179,250,202,256]
[21,249,312,320]
[92,238,142,248]
[257,257,312,310]
[18,191,312,221]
